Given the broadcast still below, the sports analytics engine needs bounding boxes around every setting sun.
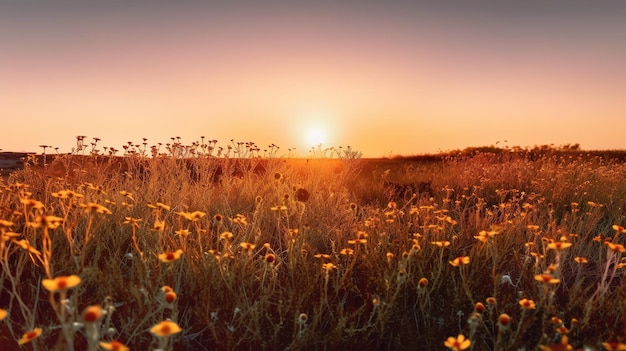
[306,128,326,147]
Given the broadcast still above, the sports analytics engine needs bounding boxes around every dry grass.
[1,142,626,350]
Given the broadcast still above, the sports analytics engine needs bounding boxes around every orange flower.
[0,308,7,321]
[150,320,182,337]
[612,225,626,234]
[449,256,470,267]
[498,313,511,328]
[431,241,450,248]
[519,298,536,310]
[444,334,471,351]
[602,341,626,350]
[17,327,42,345]
[99,340,130,351]
[574,256,588,264]
[486,297,496,306]
[158,249,183,263]
[606,242,626,253]
[547,241,572,251]
[42,275,81,292]
[418,277,428,288]
[82,305,102,323]
[535,274,560,285]
[474,302,485,313]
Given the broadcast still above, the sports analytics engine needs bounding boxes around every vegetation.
[1,138,626,350]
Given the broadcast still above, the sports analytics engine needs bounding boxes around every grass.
[1,139,626,350]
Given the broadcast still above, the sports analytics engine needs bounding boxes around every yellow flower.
[240,242,256,251]
[99,340,130,351]
[176,210,206,221]
[322,263,337,271]
[534,274,560,285]
[150,320,182,337]
[519,298,536,310]
[158,249,183,263]
[17,327,42,345]
[52,190,84,199]
[175,229,191,237]
[612,225,626,234]
[82,202,112,215]
[474,230,499,242]
[602,341,626,350]
[431,241,450,247]
[449,256,470,267]
[0,219,14,228]
[12,239,41,256]
[547,241,572,251]
[606,242,626,253]
[574,256,588,264]
[123,217,142,227]
[42,275,81,292]
[220,231,234,241]
[444,334,471,351]
[540,335,573,351]
[0,308,7,321]
[347,238,367,245]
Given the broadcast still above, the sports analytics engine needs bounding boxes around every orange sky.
[1,2,625,157]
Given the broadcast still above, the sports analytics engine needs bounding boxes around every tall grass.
[1,144,626,350]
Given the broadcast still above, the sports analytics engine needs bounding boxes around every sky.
[1,1,625,157]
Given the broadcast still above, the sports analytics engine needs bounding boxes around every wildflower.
[550,316,563,326]
[123,216,142,227]
[612,225,626,234]
[29,215,64,229]
[347,238,367,245]
[322,263,337,271]
[83,305,102,323]
[474,302,485,313]
[12,239,41,256]
[82,202,112,215]
[431,241,450,247]
[150,320,182,337]
[164,290,177,304]
[535,274,560,285]
[449,256,470,267]
[314,253,331,259]
[602,341,626,350]
[519,298,536,310]
[220,231,233,241]
[606,242,626,253]
[17,327,43,345]
[20,198,45,210]
[418,277,428,288]
[0,308,7,321]
[527,224,540,231]
[271,205,288,211]
[547,241,572,251]
[498,313,511,328]
[232,214,247,225]
[574,256,588,264]
[298,313,308,325]
[119,191,135,201]
[99,340,130,351]
[158,249,183,263]
[175,229,191,237]
[474,229,499,242]
[340,248,354,255]
[176,210,206,221]
[264,253,276,264]
[0,220,14,228]
[213,214,223,223]
[556,325,569,334]
[240,242,256,251]
[152,220,165,231]
[42,275,81,292]
[273,172,283,181]
[444,334,471,351]
[486,297,496,306]
[540,335,573,351]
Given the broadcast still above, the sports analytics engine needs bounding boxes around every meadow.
[1,139,626,350]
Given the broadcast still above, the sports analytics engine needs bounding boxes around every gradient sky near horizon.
[2,1,625,157]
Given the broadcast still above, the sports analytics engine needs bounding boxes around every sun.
[306,128,327,147]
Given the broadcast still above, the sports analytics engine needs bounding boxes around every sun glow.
[307,128,327,147]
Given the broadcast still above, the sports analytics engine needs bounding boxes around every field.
[1,145,626,350]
